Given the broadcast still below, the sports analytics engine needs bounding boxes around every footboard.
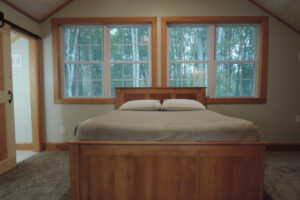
[68,141,265,200]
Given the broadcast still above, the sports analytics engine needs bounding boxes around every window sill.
[207,97,266,104]
[54,98,115,104]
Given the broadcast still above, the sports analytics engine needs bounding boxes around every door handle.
[8,90,13,104]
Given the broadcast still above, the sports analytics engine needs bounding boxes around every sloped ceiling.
[250,0,300,34]
[1,0,73,23]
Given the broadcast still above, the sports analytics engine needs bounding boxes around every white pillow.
[162,99,206,111]
[119,100,162,111]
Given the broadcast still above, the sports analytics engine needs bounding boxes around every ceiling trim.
[1,0,74,24]
[249,0,300,35]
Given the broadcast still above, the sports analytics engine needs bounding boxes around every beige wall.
[4,0,300,142]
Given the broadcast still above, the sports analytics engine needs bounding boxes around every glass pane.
[137,63,148,79]
[78,81,89,96]
[242,63,255,79]
[64,64,77,80]
[124,81,134,87]
[194,63,207,80]
[65,45,77,61]
[110,63,122,79]
[183,44,195,61]
[182,80,193,87]
[90,45,102,61]
[242,80,254,96]
[242,26,255,45]
[91,81,102,97]
[216,80,229,96]
[169,80,181,87]
[183,63,193,79]
[137,27,149,44]
[216,26,230,44]
[230,45,242,60]
[138,80,148,87]
[169,27,181,43]
[123,45,133,61]
[90,28,102,44]
[195,27,208,44]
[78,28,89,44]
[195,44,207,60]
[138,45,148,61]
[91,64,102,80]
[124,64,134,79]
[78,64,89,80]
[111,45,122,61]
[216,44,229,61]
[64,81,77,97]
[230,63,242,79]
[242,45,255,60]
[230,27,242,44]
[229,79,241,96]
[169,63,181,79]
[216,63,229,80]
[110,27,122,44]
[111,80,122,97]
[123,28,133,44]
[169,45,181,61]
[78,46,89,61]
[64,28,76,45]
[183,27,194,44]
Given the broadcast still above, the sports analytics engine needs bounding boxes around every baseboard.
[0,156,16,174]
[16,143,33,150]
[266,142,300,151]
[44,143,68,151]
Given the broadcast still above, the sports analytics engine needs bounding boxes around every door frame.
[11,30,43,152]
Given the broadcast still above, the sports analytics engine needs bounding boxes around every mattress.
[74,110,259,142]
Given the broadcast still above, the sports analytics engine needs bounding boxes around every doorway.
[10,31,43,161]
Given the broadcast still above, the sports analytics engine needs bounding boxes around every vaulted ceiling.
[1,0,73,23]
[250,0,300,34]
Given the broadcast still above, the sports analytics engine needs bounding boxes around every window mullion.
[103,25,110,98]
[207,24,216,98]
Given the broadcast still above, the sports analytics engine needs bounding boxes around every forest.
[63,24,256,98]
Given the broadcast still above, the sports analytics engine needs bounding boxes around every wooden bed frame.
[68,87,266,200]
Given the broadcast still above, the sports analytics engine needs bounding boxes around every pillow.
[119,100,162,111]
[162,99,206,111]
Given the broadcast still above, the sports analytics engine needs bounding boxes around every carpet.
[0,151,275,200]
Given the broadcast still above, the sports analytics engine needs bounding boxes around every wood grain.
[0,34,3,90]
[29,39,44,152]
[16,143,33,150]
[115,87,207,109]
[69,142,265,200]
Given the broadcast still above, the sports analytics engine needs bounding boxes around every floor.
[0,151,299,200]
[16,150,37,163]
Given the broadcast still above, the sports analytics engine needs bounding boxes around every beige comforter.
[74,110,259,142]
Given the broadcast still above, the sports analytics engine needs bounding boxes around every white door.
[0,25,16,174]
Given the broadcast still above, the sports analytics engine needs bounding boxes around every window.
[162,17,268,104]
[52,18,157,104]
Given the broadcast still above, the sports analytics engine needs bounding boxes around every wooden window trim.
[52,17,158,104]
[161,16,268,104]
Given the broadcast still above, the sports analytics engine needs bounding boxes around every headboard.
[115,87,207,109]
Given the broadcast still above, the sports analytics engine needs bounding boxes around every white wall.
[11,35,33,143]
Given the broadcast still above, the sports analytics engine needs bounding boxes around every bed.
[68,87,265,200]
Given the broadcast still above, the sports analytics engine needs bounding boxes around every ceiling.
[1,0,73,23]
[250,0,300,34]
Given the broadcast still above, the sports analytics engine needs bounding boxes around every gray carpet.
[0,151,298,200]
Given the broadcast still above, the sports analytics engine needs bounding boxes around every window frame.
[52,17,157,104]
[161,16,268,104]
